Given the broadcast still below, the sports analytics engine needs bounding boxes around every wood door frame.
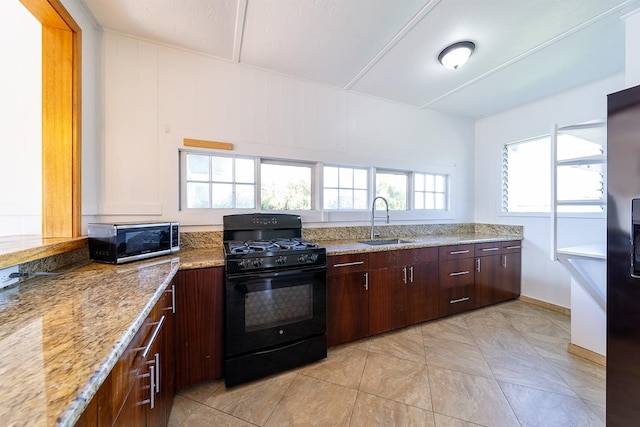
[20,0,82,237]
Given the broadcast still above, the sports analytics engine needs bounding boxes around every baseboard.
[567,343,606,366]
[518,295,571,315]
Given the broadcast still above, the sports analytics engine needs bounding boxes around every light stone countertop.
[0,231,521,426]
[0,257,180,427]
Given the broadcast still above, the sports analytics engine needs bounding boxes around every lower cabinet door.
[327,270,369,346]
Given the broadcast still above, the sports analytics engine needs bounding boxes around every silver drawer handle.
[333,261,365,268]
[481,247,499,252]
[450,297,470,304]
[449,271,470,276]
[505,245,521,250]
[449,250,469,255]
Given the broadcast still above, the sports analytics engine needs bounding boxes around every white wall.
[0,2,41,236]
[97,32,475,229]
[624,8,640,88]
[474,75,624,307]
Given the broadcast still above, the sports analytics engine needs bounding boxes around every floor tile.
[428,366,520,427]
[368,326,426,363]
[203,370,297,425]
[264,375,358,427]
[463,307,513,329]
[168,395,201,427]
[469,324,538,355]
[179,403,255,427]
[483,350,577,396]
[501,310,570,338]
[520,330,574,363]
[424,337,493,378]
[584,399,606,423]
[433,413,484,427]
[420,316,476,346]
[350,392,435,427]
[548,356,606,403]
[501,381,604,427]
[359,352,433,411]
[298,344,367,389]
[177,380,224,404]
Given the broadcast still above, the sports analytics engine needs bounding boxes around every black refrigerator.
[607,84,640,426]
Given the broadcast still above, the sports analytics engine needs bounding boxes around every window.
[502,137,551,212]
[261,161,312,210]
[502,132,604,213]
[375,171,407,210]
[323,166,368,210]
[184,153,256,209]
[415,173,447,210]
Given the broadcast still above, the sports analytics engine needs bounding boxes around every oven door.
[225,265,326,358]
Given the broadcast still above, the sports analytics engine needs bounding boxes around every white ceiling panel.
[82,0,239,59]
[427,15,626,118]
[80,0,640,119]
[240,0,429,88]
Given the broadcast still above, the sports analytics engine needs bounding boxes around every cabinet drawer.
[501,241,522,253]
[328,253,369,275]
[475,242,502,257]
[394,247,438,266]
[439,258,475,289]
[439,244,474,261]
[439,284,474,316]
[369,250,397,269]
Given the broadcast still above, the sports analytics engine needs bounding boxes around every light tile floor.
[168,300,606,426]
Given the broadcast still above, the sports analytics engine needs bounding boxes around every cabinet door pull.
[364,272,369,291]
[141,315,165,358]
[449,271,470,277]
[450,296,470,304]
[149,365,156,409]
[333,261,365,268]
[502,255,507,268]
[505,245,521,250]
[450,250,470,255]
[409,266,414,283]
[403,267,408,284]
[476,258,481,272]
[481,247,499,252]
[164,284,176,314]
[154,353,160,393]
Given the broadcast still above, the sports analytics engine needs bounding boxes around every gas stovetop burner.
[227,238,319,254]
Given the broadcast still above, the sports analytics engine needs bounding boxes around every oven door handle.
[227,265,327,280]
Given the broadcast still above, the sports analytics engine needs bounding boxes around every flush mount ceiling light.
[438,41,475,70]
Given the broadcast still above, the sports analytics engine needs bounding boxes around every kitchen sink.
[358,238,413,246]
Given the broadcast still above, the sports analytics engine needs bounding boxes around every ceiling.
[79,0,640,119]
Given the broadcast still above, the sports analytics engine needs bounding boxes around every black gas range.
[222,213,327,387]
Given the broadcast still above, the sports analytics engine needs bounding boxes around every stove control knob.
[310,253,319,262]
[238,259,252,269]
[253,258,263,268]
[276,256,287,265]
[298,254,308,263]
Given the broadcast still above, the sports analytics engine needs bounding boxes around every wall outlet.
[0,265,19,289]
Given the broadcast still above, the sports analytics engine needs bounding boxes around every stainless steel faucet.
[370,196,390,239]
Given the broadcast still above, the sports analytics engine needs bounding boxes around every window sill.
[0,235,88,269]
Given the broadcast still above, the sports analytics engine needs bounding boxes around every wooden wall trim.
[20,0,82,238]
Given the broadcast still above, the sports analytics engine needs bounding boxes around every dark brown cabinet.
[97,281,175,427]
[174,267,224,389]
[368,251,398,334]
[438,245,475,316]
[498,242,522,302]
[474,241,522,308]
[401,248,439,325]
[474,242,503,308]
[327,254,370,346]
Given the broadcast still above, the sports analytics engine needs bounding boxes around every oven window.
[245,284,313,332]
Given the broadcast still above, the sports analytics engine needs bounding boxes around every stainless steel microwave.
[88,222,179,264]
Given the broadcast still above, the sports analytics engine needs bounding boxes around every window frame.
[321,164,370,211]
[374,169,410,211]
